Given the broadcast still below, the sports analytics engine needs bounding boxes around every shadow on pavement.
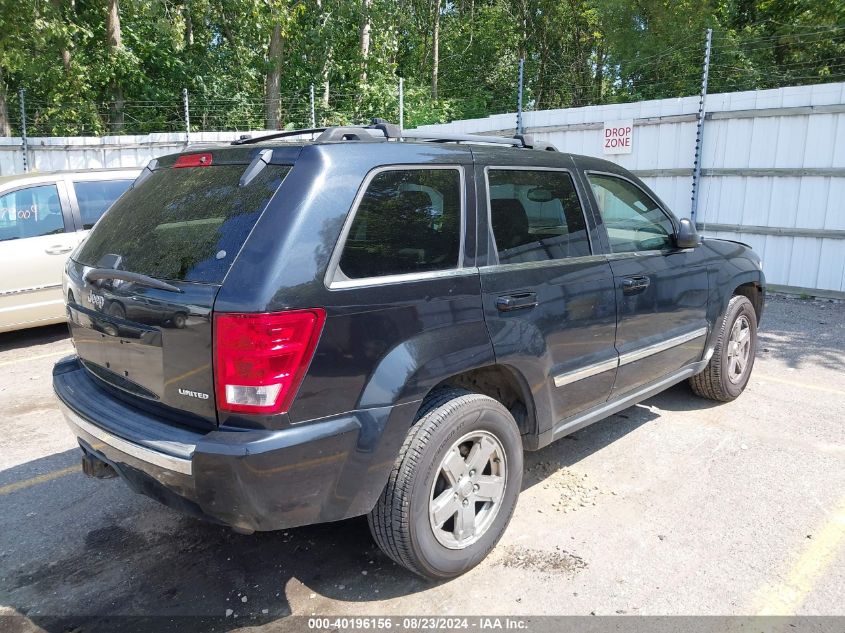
[1,447,427,633]
[642,380,724,413]
[0,396,675,633]
[0,324,70,353]
[757,297,845,372]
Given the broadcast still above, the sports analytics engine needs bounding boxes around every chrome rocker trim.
[618,327,708,366]
[554,327,708,388]
[554,358,618,388]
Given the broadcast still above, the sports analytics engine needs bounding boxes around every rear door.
[65,151,296,427]
[0,179,76,330]
[583,169,709,396]
[478,159,618,436]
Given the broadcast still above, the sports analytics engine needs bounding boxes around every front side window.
[338,168,462,279]
[0,184,65,241]
[73,179,134,229]
[587,174,674,253]
[487,169,590,264]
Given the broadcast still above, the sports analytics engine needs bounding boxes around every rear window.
[73,179,134,229]
[74,164,290,283]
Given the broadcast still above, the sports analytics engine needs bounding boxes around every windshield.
[74,164,290,283]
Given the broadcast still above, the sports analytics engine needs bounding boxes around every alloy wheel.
[726,315,752,383]
[428,430,507,550]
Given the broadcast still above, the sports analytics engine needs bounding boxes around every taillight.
[174,152,213,168]
[214,309,326,415]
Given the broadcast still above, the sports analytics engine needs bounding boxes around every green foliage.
[0,0,842,136]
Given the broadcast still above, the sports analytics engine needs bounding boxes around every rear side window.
[75,165,290,283]
[338,168,462,279]
[487,169,590,264]
[73,179,134,229]
[0,184,65,241]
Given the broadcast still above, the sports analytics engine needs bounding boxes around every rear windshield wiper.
[83,268,183,293]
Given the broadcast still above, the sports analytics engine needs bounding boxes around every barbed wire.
[5,30,843,137]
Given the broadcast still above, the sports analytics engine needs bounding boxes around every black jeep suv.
[54,122,764,579]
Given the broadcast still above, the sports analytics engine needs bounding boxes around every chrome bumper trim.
[59,401,193,475]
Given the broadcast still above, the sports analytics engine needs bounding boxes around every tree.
[0,68,10,137]
[359,0,372,86]
[265,20,285,129]
[0,0,842,136]
[106,0,124,132]
[431,0,441,99]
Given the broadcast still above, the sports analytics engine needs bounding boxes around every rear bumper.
[53,356,416,532]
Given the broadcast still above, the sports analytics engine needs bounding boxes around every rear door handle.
[45,245,73,255]
[621,275,650,295]
[496,292,538,312]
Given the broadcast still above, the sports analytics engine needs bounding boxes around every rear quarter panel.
[215,143,494,426]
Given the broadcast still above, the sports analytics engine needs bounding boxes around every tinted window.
[73,179,134,229]
[75,165,290,283]
[338,169,462,279]
[0,184,65,241]
[487,169,590,264]
[587,174,674,253]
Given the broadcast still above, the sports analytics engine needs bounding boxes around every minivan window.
[587,173,674,253]
[0,184,65,241]
[338,168,462,279]
[73,179,134,229]
[487,169,590,264]
[75,165,290,283]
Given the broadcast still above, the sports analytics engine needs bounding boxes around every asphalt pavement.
[0,295,843,632]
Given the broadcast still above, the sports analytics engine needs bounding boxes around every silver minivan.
[0,168,139,333]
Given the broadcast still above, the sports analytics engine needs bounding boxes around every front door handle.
[45,245,73,255]
[621,275,650,295]
[496,292,538,312]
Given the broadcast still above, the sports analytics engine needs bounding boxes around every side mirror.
[675,218,700,249]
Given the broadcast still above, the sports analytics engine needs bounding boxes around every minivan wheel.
[689,295,757,402]
[368,388,523,579]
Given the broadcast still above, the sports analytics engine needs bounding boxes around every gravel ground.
[0,295,843,632]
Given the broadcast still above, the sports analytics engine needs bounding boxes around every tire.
[368,388,523,579]
[107,302,126,320]
[689,295,757,402]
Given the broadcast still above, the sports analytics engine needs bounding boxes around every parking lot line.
[756,373,845,397]
[756,499,845,615]
[0,349,71,369]
[0,465,79,496]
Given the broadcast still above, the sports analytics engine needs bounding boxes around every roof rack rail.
[315,118,402,143]
[401,129,522,147]
[229,119,558,151]
[315,126,385,143]
[401,124,558,151]
[514,134,557,152]
[370,118,402,139]
[231,127,327,145]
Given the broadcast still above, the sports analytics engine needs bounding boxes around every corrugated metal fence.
[2,82,843,296]
[0,131,254,175]
[418,82,845,297]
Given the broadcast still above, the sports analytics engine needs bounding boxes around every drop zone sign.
[603,119,633,154]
